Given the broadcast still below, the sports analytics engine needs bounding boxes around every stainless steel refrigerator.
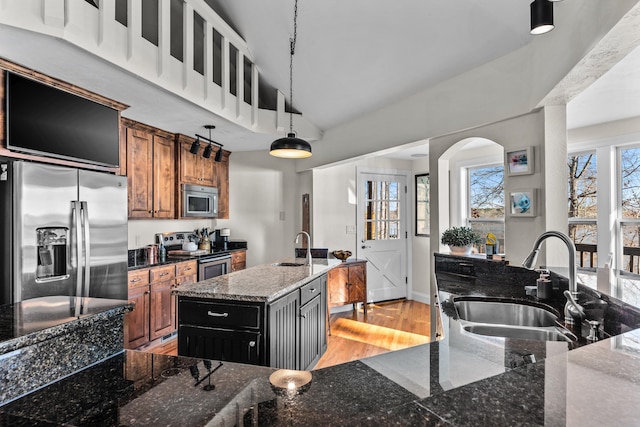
[0,161,128,305]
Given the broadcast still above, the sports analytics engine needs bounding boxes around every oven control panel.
[156,231,199,248]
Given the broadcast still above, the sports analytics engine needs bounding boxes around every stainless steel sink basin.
[453,298,576,342]
[454,300,558,327]
[461,324,574,342]
[271,262,306,267]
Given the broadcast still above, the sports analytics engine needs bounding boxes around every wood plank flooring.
[314,299,430,369]
[144,299,431,370]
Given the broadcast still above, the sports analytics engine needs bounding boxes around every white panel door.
[357,170,408,302]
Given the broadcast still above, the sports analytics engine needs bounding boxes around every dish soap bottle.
[536,269,552,300]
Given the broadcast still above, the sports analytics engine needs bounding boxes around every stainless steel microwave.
[183,184,218,218]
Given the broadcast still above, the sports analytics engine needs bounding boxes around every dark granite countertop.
[0,296,132,355]
[3,254,640,425]
[174,258,341,303]
[127,248,247,271]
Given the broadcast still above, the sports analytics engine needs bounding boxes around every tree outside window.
[468,165,504,252]
[568,152,597,269]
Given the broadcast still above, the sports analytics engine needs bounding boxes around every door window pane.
[364,180,401,241]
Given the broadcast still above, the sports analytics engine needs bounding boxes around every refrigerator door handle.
[81,201,91,298]
[72,201,84,304]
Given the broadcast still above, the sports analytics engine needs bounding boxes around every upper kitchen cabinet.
[124,119,175,219]
[217,150,230,219]
[176,134,217,187]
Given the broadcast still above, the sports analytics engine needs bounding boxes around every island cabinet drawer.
[179,299,261,329]
[128,269,150,288]
[300,277,322,306]
[150,265,175,282]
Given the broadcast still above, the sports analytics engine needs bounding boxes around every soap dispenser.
[536,269,552,300]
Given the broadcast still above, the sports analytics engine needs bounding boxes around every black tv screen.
[6,72,120,167]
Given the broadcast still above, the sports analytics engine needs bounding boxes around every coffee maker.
[214,228,230,251]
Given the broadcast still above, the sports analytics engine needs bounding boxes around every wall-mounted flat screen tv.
[5,72,120,167]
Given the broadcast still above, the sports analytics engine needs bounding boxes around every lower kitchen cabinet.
[126,260,196,349]
[231,250,246,272]
[178,273,327,370]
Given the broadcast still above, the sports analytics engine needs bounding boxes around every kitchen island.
[175,257,340,369]
[2,256,640,425]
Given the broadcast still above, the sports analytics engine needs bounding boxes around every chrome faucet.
[522,231,584,322]
[295,231,312,266]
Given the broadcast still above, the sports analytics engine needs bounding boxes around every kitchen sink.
[271,262,306,267]
[461,324,574,342]
[453,298,577,342]
[454,299,558,327]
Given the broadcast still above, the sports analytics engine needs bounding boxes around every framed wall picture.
[415,173,430,236]
[505,147,534,176]
[508,189,536,217]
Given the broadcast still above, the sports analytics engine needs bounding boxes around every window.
[193,11,205,75]
[467,165,504,251]
[568,151,597,270]
[415,174,429,236]
[620,146,640,275]
[364,180,401,240]
[142,0,159,47]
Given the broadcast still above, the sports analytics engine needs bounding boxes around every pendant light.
[530,0,554,35]
[189,137,200,154]
[202,125,215,159]
[270,0,312,159]
[193,125,224,162]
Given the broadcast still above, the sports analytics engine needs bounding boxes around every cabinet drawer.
[176,274,197,286]
[150,265,175,282]
[175,260,197,277]
[179,299,261,329]
[300,278,322,306]
[128,269,150,288]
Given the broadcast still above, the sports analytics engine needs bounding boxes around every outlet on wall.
[346,225,356,235]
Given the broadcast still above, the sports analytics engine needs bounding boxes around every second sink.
[454,299,558,327]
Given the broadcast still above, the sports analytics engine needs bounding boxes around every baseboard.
[411,291,431,305]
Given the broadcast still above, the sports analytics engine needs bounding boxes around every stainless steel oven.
[198,254,232,281]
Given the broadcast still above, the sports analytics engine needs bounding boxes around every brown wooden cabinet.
[231,250,246,272]
[327,260,368,314]
[216,150,230,219]
[176,134,217,187]
[124,119,175,219]
[126,260,197,349]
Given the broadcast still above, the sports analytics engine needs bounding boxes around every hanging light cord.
[288,0,298,135]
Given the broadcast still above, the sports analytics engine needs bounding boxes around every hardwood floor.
[314,299,430,369]
[144,299,431,369]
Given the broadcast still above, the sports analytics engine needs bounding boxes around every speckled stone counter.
[175,258,341,302]
[0,296,131,406]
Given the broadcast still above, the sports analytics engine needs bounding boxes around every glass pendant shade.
[270,133,312,158]
[530,0,554,35]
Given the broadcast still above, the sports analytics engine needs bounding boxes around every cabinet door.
[152,134,175,218]
[149,280,175,340]
[299,294,323,370]
[126,284,150,349]
[216,151,230,219]
[348,263,367,303]
[178,325,261,364]
[328,266,349,306]
[126,128,153,218]
[231,250,246,272]
[268,291,299,369]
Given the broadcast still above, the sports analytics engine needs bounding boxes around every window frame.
[415,173,430,237]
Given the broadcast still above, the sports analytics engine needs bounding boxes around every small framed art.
[508,189,536,217]
[505,147,534,176]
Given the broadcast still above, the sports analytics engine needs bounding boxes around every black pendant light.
[202,125,215,158]
[530,0,554,35]
[214,147,223,162]
[189,137,200,154]
[270,0,312,159]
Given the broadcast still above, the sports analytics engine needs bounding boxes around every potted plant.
[441,226,482,255]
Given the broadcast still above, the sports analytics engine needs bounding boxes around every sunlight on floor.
[330,317,430,351]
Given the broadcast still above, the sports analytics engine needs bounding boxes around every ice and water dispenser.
[35,227,69,282]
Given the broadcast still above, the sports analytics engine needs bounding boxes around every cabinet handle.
[184,267,193,271]
[130,278,141,283]
[307,288,317,293]
[207,311,229,318]
[148,210,152,213]
[159,272,169,277]
[300,313,307,319]
[248,341,256,347]
[144,291,150,295]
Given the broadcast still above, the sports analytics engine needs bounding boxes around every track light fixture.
[530,0,554,35]
[189,137,200,154]
[193,124,224,162]
[269,0,312,159]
